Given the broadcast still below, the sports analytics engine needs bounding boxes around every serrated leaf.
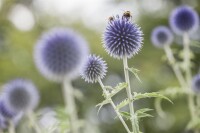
[127,67,142,83]
[116,98,129,110]
[96,99,110,115]
[135,108,153,119]
[160,87,187,98]
[117,92,172,110]
[133,92,173,104]
[120,111,131,120]
[106,82,127,99]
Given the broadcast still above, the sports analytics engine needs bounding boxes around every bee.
[108,16,114,22]
[123,11,132,19]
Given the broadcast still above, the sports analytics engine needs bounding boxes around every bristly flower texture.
[151,26,174,48]
[81,55,107,83]
[34,28,89,82]
[169,5,199,35]
[2,79,39,112]
[192,74,200,93]
[103,14,143,59]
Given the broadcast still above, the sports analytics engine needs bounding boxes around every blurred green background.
[1,0,200,133]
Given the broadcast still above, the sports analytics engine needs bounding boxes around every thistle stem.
[8,120,15,133]
[123,56,139,133]
[164,45,186,88]
[27,111,42,133]
[98,78,131,133]
[63,79,79,133]
[183,33,198,133]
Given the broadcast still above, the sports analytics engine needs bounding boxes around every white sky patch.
[33,0,141,30]
[8,4,35,31]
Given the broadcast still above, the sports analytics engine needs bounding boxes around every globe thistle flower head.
[34,28,89,82]
[0,100,17,118]
[81,55,107,83]
[192,74,200,93]
[169,5,199,35]
[2,79,40,112]
[151,26,174,48]
[103,12,143,59]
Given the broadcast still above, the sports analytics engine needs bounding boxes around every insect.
[123,11,132,18]
[108,16,114,22]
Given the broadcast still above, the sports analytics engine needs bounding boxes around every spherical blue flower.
[34,28,89,82]
[0,101,17,118]
[81,55,107,83]
[169,5,199,35]
[103,14,143,59]
[2,79,40,112]
[151,26,174,48]
[192,74,200,93]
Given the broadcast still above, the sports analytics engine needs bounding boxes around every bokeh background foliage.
[1,0,200,132]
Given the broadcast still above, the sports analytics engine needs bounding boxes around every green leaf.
[116,92,172,110]
[120,111,131,120]
[133,92,173,104]
[96,99,110,115]
[127,67,142,83]
[154,98,167,118]
[160,87,187,98]
[135,108,153,119]
[106,82,128,99]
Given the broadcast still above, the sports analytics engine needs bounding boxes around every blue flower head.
[2,79,40,112]
[34,28,89,82]
[103,12,143,59]
[81,55,107,83]
[151,26,174,48]
[169,5,199,35]
[192,74,200,93]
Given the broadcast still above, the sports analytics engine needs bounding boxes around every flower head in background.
[2,79,39,112]
[34,28,89,82]
[169,5,199,35]
[192,74,200,93]
[81,55,107,83]
[151,26,174,48]
[103,11,143,59]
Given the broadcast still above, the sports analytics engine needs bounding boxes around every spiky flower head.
[169,5,199,35]
[2,79,39,112]
[103,12,143,59]
[192,74,200,93]
[151,26,174,48]
[81,55,107,83]
[34,28,89,82]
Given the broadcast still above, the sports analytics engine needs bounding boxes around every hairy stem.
[183,33,197,133]
[27,111,42,133]
[164,45,186,88]
[8,120,15,133]
[63,79,79,133]
[123,56,139,133]
[98,78,131,133]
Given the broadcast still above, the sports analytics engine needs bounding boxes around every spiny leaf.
[96,99,110,115]
[106,82,128,99]
[160,87,187,98]
[133,92,173,104]
[116,98,129,110]
[127,67,142,83]
[117,92,172,110]
[120,111,131,120]
[135,108,154,120]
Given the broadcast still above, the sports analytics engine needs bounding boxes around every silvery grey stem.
[63,79,79,133]
[98,78,131,133]
[123,56,139,133]
[164,45,186,88]
[8,120,15,133]
[27,111,42,133]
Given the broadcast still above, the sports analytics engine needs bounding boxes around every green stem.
[8,120,15,133]
[183,33,196,120]
[63,79,79,133]
[123,56,139,133]
[27,111,42,133]
[164,45,186,88]
[98,78,131,133]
